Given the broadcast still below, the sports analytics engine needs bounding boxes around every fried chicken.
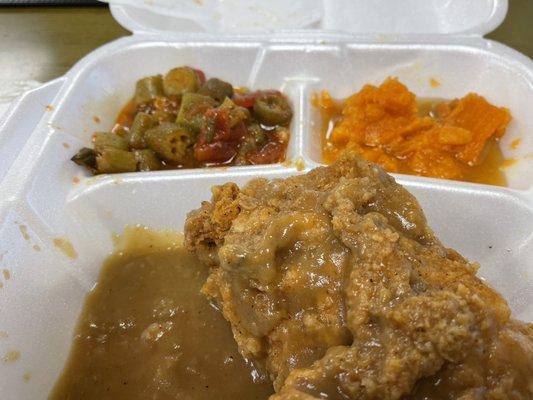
[184,154,533,399]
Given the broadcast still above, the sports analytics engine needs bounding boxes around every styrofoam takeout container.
[0,1,532,398]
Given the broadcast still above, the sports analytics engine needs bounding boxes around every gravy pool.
[49,227,273,400]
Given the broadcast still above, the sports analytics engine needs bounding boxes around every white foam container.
[0,1,532,398]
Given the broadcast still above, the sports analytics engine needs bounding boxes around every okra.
[71,147,97,172]
[134,149,162,171]
[145,122,192,163]
[163,67,200,96]
[198,78,234,103]
[134,75,164,106]
[176,93,217,132]
[220,98,250,127]
[96,149,137,174]
[93,132,129,153]
[129,113,156,149]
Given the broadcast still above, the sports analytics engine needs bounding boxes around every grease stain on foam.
[18,224,30,241]
[47,123,62,131]
[398,60,424,85]
[429,78,441,88]
[510,138,521,150]
[45,105,54,112]
[85,175,105,186]
[0,331,8,338]
[72,176,80,185]
[53,238,78,260]
[15,224,43,251]
[62,142,70,149]
[23,372,31,382]
[283,157,306,171]
[295,157,305,171]
[501,158,518,168]
[376,34,392,43]
[3,350,21,363]
[93,116,101,124]
[1,268,11,289]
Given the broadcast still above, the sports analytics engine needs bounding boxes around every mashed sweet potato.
[318,78,511,184]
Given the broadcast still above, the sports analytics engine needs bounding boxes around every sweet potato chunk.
[320,78,512,184]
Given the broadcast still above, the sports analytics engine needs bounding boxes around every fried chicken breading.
[184,154,533,399]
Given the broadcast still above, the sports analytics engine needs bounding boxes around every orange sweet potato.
[444,94,511,165]
[321,78,511,184]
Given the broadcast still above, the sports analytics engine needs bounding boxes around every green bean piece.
[198,78,234,103]
[134,75,164,106]
[219,98,250,127]
[129,113,156,149]
[93,132,129,153]
[176,93,217,132]
[71,147,97,172]
[134,149,162,171]
[145,122,192,163]
[253,93,292,126]
[163,67,200,97]
[96,149,137,174]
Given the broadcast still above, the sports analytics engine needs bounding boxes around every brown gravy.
[49,227,273,400]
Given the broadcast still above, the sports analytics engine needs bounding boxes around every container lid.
[107,0,508,37]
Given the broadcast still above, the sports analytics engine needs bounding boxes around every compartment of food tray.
[51,42,300,175]
[2,167,532,399]
[302,43,533,190]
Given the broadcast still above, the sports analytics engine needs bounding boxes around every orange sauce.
[315,79,511,186]
[116,99,136,127]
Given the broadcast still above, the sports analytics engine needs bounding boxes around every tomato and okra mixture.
[71,66,293,174]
